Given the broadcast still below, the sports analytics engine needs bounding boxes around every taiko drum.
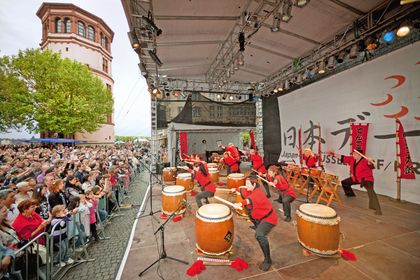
[195,203,234,255]
[296,203,340,256]
[227,173,245,189]
[235,186,248,217]
[161,185,186,215]
[207,163,218,169]
[209,167,219,184]
[162,167,177,183]
[176,173,194,192]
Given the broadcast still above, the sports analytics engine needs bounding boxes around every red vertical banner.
[350,123,369,154]
[179,131,188,159]
[298,127,303,166]
[396,119,416,179]
[250,129,256,149]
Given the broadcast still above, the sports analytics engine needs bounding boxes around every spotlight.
[327,56,336,70]
[141,16,162,36]
[382,30,396,43]
[396,20,411,37]
[271,13,280,32]
[281,0,293,22]
[277,82,284,91]
[365,36,378,50]
[237,95,242,100]
[165,91,170,97]
[148,50,163,66]
[238,52,245,66]
[172,90,180,97]
[337,51,346,63]
[129,30,140,49]
[318,60,325,74]
[295,0,310,7]
[229,95,234,101]
[216,94,221,99]
[222,95,227,100]
[349,44,358,59]
[273,88,278,93]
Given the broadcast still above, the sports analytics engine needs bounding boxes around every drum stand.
[138,202,189,277]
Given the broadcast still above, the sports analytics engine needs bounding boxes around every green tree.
[0,49,113,134]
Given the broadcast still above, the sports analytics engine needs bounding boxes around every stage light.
[229,95,234,101]
[296,73,303,84]
[129,31,140,49]
[148,50,163,66]
[296,0,310,7]
[337,51,345,63]
[273,88,278,93]
[141,16,162,36]
[237,95,242,100]
[349,44,358,59]
[238,52,245,66]
[382,30,396,43]
[216,94,221,99]
[396,20,411,37]
[165,91,170,97]
[172,90,180,97]
[271,13,280,32]
[281,0,293,22]
[327,56,336,70]
[222,95,227,100]
[277,82,284,91]
[152,88,158,94]
[284,80,290,90]
[365,36,378,50]
[318,60,325,74]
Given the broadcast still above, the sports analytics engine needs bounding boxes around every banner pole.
[396,119,401,201]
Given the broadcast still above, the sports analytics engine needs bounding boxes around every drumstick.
[353,150,376,163]
[256,174,270,184]
[215,187,233,192]
[214,196,243,210]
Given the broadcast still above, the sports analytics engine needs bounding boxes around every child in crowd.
[85,189,100,241]
[78,195,91,238]
[50,205,74,267]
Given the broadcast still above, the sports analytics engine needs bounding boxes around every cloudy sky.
[0,0,151,138]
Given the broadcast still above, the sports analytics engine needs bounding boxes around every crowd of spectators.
[0,143,149,279]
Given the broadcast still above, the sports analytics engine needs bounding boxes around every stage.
[119,165,420,280]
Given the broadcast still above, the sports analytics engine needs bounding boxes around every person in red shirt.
[233,177,277,272]
[329,149,382,215]
[181,161,216,208]
[250,149,270,198]
[220,151,239,174]
[266,166,296,222]
[219,143,241,173]
[303,148,319,168]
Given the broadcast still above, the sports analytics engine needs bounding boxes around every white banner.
[278,42,420,204]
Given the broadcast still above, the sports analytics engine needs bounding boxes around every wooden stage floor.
[120,166,420,280]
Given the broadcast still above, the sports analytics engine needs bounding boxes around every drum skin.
[161,185,186,215]
[176,173,194,192]
[195,204,234,255]
[162,167,177,182]
[209,168,219,183]
[227,173,245,189]
[296,204,340,256]
[207,163,218,169]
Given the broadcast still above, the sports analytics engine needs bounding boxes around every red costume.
[226,146,240,162]
[341,155,374,182]
[268,174,296,198]
[303,154,318,168]
[222,154,239,173]
[240,188,277,225]
[191,164,216,193]
[251,154,266,173]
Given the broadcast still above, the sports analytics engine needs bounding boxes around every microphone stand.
[136,163,161,222]
[138,201,189,277]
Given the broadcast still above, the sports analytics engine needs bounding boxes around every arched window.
[55,17,62,33]
[77,21,85,37]
[87,26,95,41]
[64,18,71,33]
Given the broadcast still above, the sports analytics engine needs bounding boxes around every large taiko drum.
[176,173,194,192]
[227,173,245,189]
[195,203,234,255]
[162,167,177,183]
[235,187,248,217]
[161,185,186,215]
[207,163,218,169]
[209,167,219,184]
[296,203,340,256]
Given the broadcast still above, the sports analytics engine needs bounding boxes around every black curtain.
[262,96,282,165]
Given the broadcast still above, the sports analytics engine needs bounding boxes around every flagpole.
[396,119,401,201]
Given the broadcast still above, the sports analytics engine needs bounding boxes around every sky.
[0,0,151,138]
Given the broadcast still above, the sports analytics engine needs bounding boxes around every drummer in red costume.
[249,149,271,198]
[233,177,277,272]
[219,143,241,173]
[181,160,216,208]
[328,149,382,215]
[266,166,296,222]
[220,151,239,174]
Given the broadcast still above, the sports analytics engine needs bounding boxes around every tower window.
[55,18,62,33]
[77,21,85,37]
[64,18,71,33]
[87,26,95,41]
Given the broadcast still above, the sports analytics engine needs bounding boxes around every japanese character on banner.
[179,131,188,160]
[396,119,416,180]
[351,123,369,154]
